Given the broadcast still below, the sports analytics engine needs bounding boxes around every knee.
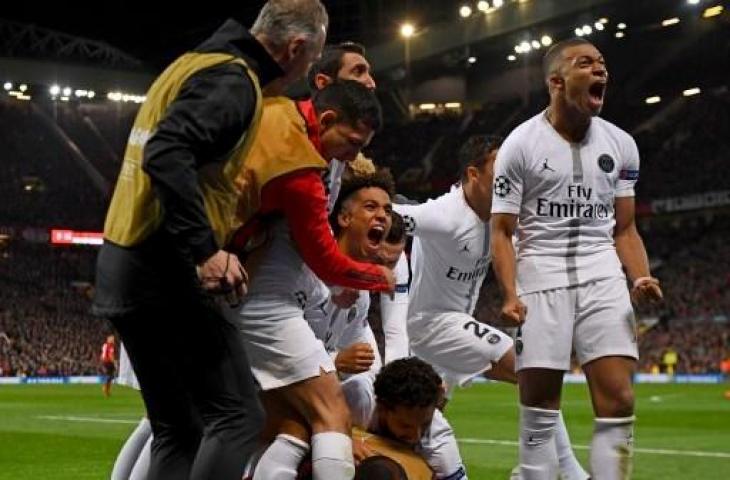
[600,386,635,418]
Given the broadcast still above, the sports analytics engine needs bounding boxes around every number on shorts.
[463,320,490,339]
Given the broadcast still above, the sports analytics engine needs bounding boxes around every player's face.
[320,116,375,162]
[466,148,498,212]
[558,44,608,116]
[379,404,435,447]
[377,240,405,270]
[338,52,376,89]
[339,187,393,260]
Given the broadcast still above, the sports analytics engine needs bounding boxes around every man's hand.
[631,277,663,305]
[331,288,360,308]
[198,250,248,303]
[335,343,375,374]
[500,296,527,326]
[352,436,377,465]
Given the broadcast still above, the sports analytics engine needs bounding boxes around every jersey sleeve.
[380,252,410,363]
[491,133,525,215]
[616,134,640,198]
[394,198,450,237]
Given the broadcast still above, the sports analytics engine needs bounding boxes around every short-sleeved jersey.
[395,186,490,316]
[491,110,639,294]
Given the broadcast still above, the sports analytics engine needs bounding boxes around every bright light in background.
[507,54,517,61]
[419,103,436,110]
[541,35,553,46]
[62,87,71,96]
[615,31,625,38]
[400,23,415,38]
[531,40,541,49]
[582,25,593,35]
[645,96,661,104]
[594,22,605,31]
[599,17,609,24]
[88,91,95,99]
[493,0,504,7]
[575,27,585,37]
[662,17,680,27]
[687,0,700,4]
[703,5,723,17]
[519,41,531,52]
[19,84,28,92]
[3,82,11,91]
[445,102,461,109]
[514,44,522,53]
[683,87,701,96]
[477,1,490,12]
[459,5,472,18]
[468,56,477,64]
[49,85,60,96]
[617,22,627,29]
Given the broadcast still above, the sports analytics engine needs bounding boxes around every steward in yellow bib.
[92,3,329,478]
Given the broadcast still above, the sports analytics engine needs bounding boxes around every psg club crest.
[598,154,615,173]
[494,176,511,197]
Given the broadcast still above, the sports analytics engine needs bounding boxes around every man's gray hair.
[251,0,329,49]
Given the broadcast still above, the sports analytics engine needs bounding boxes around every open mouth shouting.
[587,80,607,112]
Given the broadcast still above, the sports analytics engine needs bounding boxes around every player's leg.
[252,390,312,480]
[516,287,577,480]
[576,278,638,480]
[111,416,152,480]
[285,372,355,480]
[238,300,353,480]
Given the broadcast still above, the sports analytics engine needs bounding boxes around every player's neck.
[337,234,362,260]
[462,184,491,222]
[546,101,591,144]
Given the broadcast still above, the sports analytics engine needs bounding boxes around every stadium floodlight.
[19,84,28,92]
[88,91,95,99]
[400,23,415,38]
[662,17,680,27]
[541,35,553,46]
[62,87,72,96]
[445,102,461,109]
[519,41,531,53]
[477,1,489,12]
[683,87,701,96]
[575,27,585,37]
[582,25,593,35]
[507,54,517,61]
[3,82,11,91]
[599,17,609,24]
[493,0,503,7]
[645,96,661,104]
[468,56,477,64]
[595,22,605,31]
[75,90,88,97]
[531,40,541,49]
[460,5,472,18]
[703,5,723,18]
[615,31,625,38]
[419,103,436,110]
[617,22,627,29]
[49,85,61,96]
[687,0,700,4]
[514,44,523,53]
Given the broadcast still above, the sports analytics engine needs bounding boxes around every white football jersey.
[491,110,639,294]
[304,288,374,356]
[380,252,411,363]
[395,186,490,316]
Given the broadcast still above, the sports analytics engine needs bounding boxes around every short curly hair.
[329,168,396,236]
[374,357,442,410]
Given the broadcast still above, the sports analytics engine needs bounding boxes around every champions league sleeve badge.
[494,176,511,197]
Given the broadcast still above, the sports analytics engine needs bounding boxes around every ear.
[548,72,564,92]
[318,110,338,132]
[337,208,352,230]
[287,36,307,62]
[314,73,334,90]
[466,165,480,184]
